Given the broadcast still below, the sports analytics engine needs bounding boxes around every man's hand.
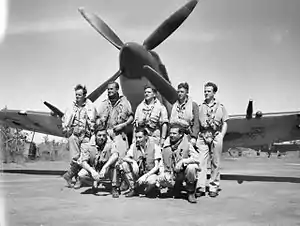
[113,123,125,132]
[91,170,101,181]
[174,160,184,173]
[99,167,108,179]
[190,138,197,147]
[137,174,148,185]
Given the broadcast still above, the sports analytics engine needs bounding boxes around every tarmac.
[1,154,300,226]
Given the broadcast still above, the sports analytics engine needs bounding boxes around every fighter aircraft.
[1,0,300,152]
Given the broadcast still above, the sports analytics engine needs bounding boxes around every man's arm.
[144,159,160,178]
[81,161,97,174]
[220,105,229,137]
[182,143,201,165]
[122,144,135,163]
[221,122,228,138]
[191,101,200,139]
[160,105,169,144]
[102,152,118,169]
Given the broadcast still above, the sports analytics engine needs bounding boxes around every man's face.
[204,86,215,101]
[177,87,188,101]
[75,89,85,103]
[95,130,107,146]
[144,88,155,102]
[135,131,146,147]
[107,83,118,97]
[169,128,182,143]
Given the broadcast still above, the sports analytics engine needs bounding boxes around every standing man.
[120,126,162,197]
[196,82,228,198]
[134,85,168,146]
[97,81,133,158]
[75,126,120,198]
[62,84,97,187]
[157,123,201,203]
[169,82,200,147]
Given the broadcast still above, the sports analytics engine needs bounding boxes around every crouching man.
[120,126,162,198]
[75,126,120,198]
[157,123,201,203]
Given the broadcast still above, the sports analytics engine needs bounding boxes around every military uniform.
[61,99,97,186]
[157,135,201,196]
[97,96,133,158]
[134,98,168,144]
[169,96,200,140]
[120,136,162,194]
[77,137,120,190]
[196,99,229,194]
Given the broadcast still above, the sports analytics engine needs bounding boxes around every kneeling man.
[157,123,201,203]
[120,127,162,197]
[76,126,120,198]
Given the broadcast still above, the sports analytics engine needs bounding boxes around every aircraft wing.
[0,109,64,137]
[224,111,300,151]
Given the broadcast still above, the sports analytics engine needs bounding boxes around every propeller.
[87,70,122,102]
[44,101,64,118]
[78,8,124,50]
[246,99,253,119]
[143,66,178,104]
[143,0,198,50]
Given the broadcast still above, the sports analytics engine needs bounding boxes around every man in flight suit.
[76,126,120,198]
[119,126,162,198]
[157,123,201,203]
[62,84,97,188]
[169,82,200,147]
[196,82,229,198]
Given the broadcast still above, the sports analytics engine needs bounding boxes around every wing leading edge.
[0,109,64,137]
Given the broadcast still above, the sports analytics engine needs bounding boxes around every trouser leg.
[121,161,139,189]
[184,164,198,192]
[196,137,210,192]
[114,134,129,159]
[68,135,81,161]
[209,134,223,193]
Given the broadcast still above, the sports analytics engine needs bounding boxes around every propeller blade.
[246,99,253,119]
[44,101,64,118]
[143,0,198,50]
[78,8,124,50]
[87,70,122,102]
[143,66,178,104]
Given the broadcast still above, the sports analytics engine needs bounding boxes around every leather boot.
[74,179,82,189]
[187,192,197,203]
[186,182,197,204]
[62,162,81,188]
[62,171,73,188]
[111,186,120,198]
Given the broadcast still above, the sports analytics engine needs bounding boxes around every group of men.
[61,81,228,204]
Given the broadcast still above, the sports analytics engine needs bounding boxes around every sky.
[0,0,299,142]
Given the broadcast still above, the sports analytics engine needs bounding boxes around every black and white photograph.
[0,0,300,225]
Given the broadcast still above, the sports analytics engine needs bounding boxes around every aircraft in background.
[1,0,300,153]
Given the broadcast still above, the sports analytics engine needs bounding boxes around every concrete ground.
[1,155,300,226]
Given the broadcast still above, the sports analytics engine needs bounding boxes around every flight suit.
[134,98,168,145]
[77,138,120,189]
[196,99,229,193]
[120,136,162,194]
[97,96,133,158]
[61,99,97,186]
[157,135,201,194]
[169,96,200,140]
